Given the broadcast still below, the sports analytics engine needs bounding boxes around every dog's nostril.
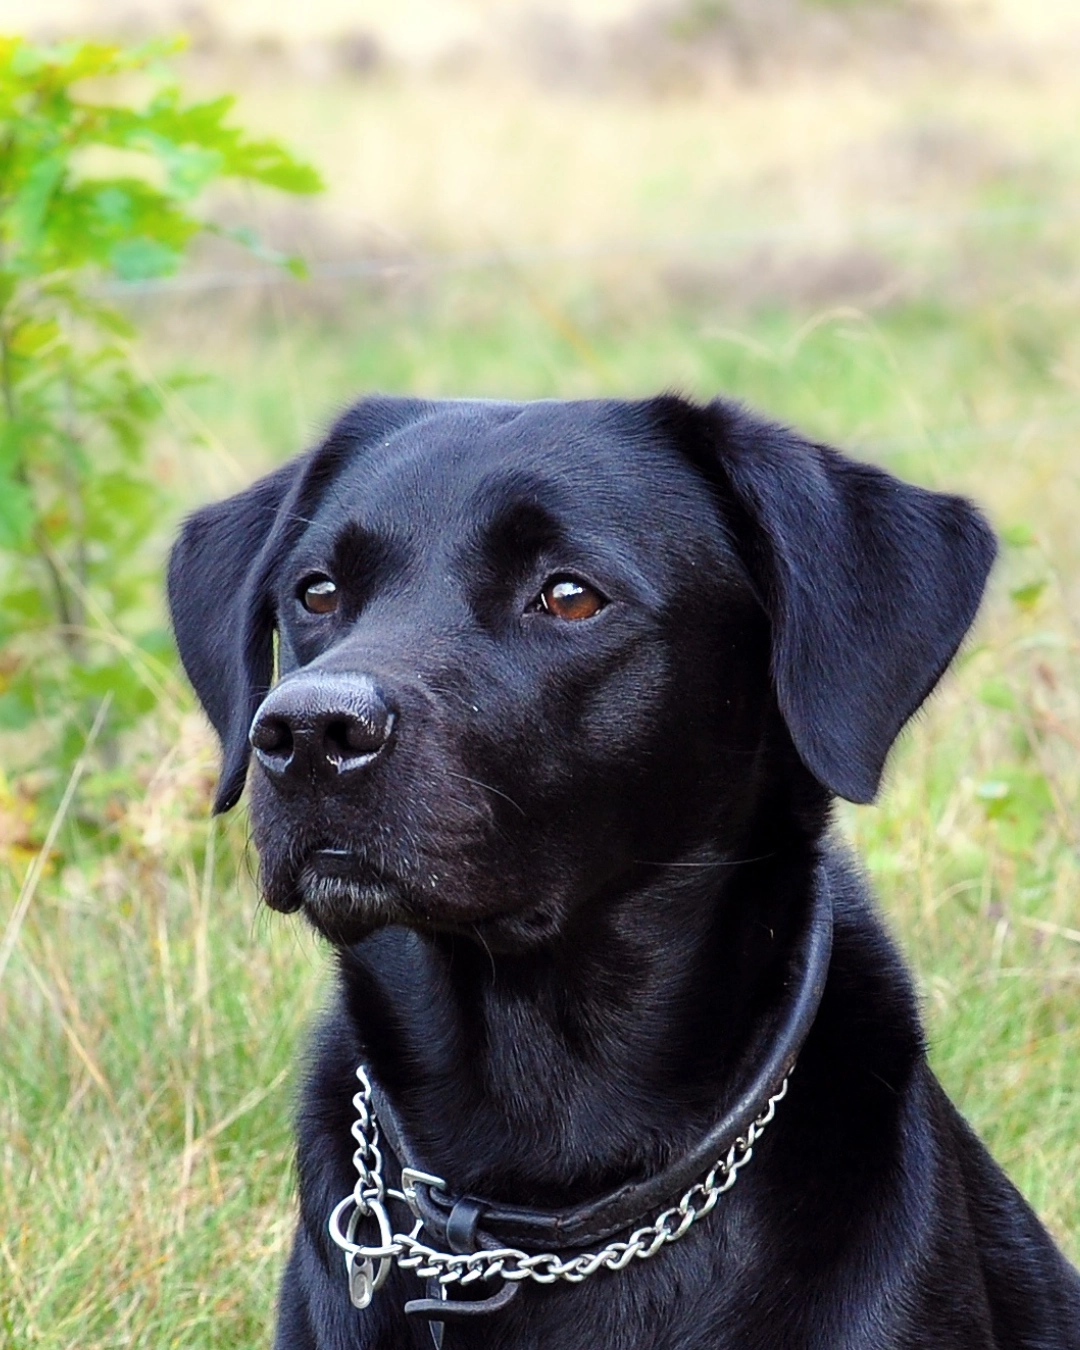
[323,711,394,764]
[333,718,373,753]
[251,715,293,757]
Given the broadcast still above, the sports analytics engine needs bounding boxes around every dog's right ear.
[168,396,437,813]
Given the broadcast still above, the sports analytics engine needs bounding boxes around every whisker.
[632,852,774,870]
[471,923,498,983]
[446,770,528,817]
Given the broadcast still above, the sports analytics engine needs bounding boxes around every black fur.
[167,394,1080,1349]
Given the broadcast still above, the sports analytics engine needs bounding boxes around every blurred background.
[0,1,1077,1343]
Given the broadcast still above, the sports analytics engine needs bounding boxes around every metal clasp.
[400,1167,448,1220]
[327,1192,397,1310]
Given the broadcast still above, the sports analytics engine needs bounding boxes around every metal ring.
[328,1194,397,1308]
[348,1198,395,1308]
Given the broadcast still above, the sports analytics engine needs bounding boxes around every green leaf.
[0,473,36,548]
[206,222,311,276]
[68,657,156,719]
[91,185,136,229]
[109,236,181,280]
[0,688,35,730]
[977,677,1015,711]
[0,585,46,627]
[1000,522,1036,548]
[1010,580,1046,611]
[975,767,1054,855]
[147,137,224,199]
[9,153,67,261]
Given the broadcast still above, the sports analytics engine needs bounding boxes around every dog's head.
[168,395,994,949]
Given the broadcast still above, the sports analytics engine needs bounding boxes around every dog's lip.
[287,848,551,947]
[306,847,391,880]
[312,846,363,862]
[298,847,403,922]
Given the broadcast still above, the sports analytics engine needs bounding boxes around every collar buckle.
[400,1167,449,1221]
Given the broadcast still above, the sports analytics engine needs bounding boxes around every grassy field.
[2,2,1079,1344]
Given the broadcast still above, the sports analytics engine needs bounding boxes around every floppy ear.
[168,457,305,813]
[653,396,997,804]
[168,396,437,813]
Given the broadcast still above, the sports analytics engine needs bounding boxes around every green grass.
[3,19,1080,1345]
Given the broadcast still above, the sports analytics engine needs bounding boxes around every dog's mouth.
[261,840,562,952]
[309,846,376,878]
[263,847,410,944]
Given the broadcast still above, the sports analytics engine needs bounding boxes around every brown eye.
[537,576,605,621]
[300,577,339,614]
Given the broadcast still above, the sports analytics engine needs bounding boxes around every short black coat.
[168,394,1080,1349]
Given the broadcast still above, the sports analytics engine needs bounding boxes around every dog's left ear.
[654,396,997,804]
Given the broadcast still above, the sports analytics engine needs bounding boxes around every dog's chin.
[297,870,405,945]
[260,848,568,952]
[258,850,407,944]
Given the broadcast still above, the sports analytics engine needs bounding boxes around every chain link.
[328,1063,790,1308]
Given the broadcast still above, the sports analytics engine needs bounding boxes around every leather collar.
[370,866,833,1256]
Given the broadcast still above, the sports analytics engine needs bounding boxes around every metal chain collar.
[328,1063,791,1312]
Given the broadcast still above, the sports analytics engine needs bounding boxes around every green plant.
[0,35,321,798]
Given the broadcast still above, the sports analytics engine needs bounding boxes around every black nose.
[250,674,396,785]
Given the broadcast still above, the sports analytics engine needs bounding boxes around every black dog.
[168,395,1080,1349]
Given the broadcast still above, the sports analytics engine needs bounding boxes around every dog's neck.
[337,838,821,1209]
